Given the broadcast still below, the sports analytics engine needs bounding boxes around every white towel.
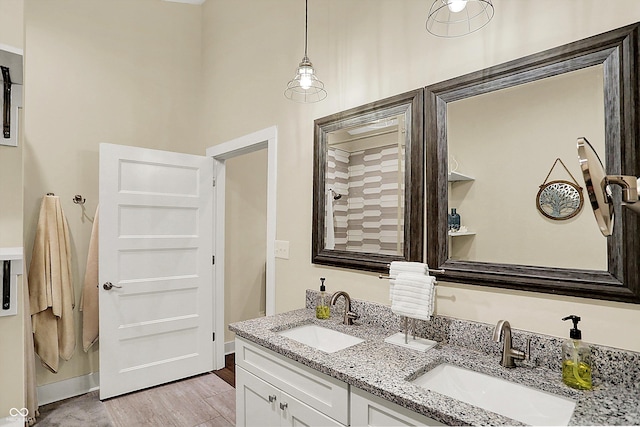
[391,272,435,321]
[389,261,428,301]
[325,189,335,250]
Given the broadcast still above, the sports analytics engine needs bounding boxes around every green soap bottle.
[561,315,592,390]
[316,278,330,319]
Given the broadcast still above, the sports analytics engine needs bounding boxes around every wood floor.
[214,353,236,388]
[36,354,237,427]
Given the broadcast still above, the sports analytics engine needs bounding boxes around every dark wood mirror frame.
[426,23,640,303]
[312,89,424,273]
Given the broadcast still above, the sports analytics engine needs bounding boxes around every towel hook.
[73,194,86,205]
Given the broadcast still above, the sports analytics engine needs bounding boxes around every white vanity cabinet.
[350,387,446,427]
[235,337,349,427]
[235,337,446,427]
[237,367,343,427]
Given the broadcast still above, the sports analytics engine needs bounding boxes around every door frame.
[206,126,277,369]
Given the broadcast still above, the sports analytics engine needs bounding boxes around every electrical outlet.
[274,240,290,259]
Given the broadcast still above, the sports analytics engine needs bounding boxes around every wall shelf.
[448,171,474,182]
[448,231,476,237]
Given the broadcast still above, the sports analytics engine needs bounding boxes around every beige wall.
[202,0,640,352]
[224,150,267,344]
[448,66,607,269]
[23,0,204,386]
[0,0,25,416]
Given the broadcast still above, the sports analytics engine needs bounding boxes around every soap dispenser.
[561,315,592,390]
[316,278,330,319]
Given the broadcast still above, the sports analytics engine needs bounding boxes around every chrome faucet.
[492,320,527,368]
[330,291,359,325]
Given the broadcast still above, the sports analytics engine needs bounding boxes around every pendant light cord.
[304,0,308,58]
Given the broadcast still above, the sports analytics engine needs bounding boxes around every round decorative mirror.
[536,180,584,220]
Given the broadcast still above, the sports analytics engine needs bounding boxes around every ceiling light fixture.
[426,0,494,38]
[284,0,327,103]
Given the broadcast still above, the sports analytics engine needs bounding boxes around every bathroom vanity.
[235,337,444,426]
[230,291,640,426]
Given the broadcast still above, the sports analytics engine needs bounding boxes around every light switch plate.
[274,240,290,259]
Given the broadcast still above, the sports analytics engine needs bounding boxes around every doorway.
[207,126,277,369]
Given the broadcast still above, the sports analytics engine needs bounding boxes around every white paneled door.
[99,143,214,400]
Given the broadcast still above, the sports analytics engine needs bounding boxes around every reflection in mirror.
[426,23,640,303]
[577,136,640,237]
[447,66,607,270]
[577,137,614,236]
[325,115,405,255]
[313,89,424,273]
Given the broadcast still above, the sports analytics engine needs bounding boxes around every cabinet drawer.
[236,337,349,425]
[351,387,446,427]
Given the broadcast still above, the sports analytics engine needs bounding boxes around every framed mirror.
[313,89,424,273]
[426,23,640,303]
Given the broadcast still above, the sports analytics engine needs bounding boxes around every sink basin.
[412,363,576,426]
[277,324,364,353]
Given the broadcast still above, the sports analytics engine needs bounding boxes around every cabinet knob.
[268,394,276,403]
[279,402,288,410]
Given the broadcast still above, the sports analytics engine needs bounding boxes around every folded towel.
[391,272,435,321]
[389,261,428,301]
[80,206,99,352]
[28,195,75,373]
[389,261,429,278]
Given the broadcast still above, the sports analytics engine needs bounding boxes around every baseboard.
[37,371,100,406]
[224,340,235,355]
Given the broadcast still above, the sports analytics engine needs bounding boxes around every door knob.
[103,282,122,290]
[268,394,276,403]
[279,402,288,410]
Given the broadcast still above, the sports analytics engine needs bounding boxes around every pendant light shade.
[285,0,327,103]
[426,0,494,38]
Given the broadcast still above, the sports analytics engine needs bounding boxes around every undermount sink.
[412,363,576,426]
[277,324,364,353]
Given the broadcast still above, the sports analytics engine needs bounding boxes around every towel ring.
[73,195,86,205]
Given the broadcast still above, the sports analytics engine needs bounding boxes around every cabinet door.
[280,391,344,427]
[351,387,446,427]
[236,337,349,424]
[236,367,281,427]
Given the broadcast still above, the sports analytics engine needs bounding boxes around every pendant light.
[426,0,494,38]
[285,0,327,103]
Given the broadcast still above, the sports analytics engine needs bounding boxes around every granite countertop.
[229,308,640,426]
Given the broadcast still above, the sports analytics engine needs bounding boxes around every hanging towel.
[28,195,75,373]
[391,272,435,321]
[326,189,335,250]
[80,206,99,352]
[389,261,429,301]
[23,275,39,426]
